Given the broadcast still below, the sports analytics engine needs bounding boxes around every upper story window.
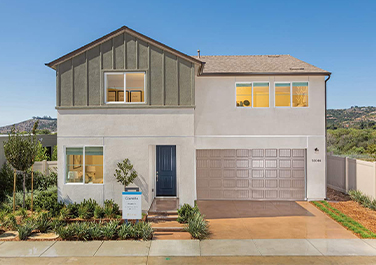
[105,72,145,104]
[66,146,103,184]
[236,82,269,108]
[275,82,308,107]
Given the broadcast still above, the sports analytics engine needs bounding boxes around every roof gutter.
[324,73,331,200]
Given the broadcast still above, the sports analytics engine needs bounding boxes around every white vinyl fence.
[327,154,376,198]
[33,160,57,175]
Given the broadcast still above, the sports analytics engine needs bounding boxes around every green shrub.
[78,204,92,219]
[88,222,103,240]
[67,203,80,218]
[50,218,66,231]
[80,199,97,218]
[2,214,18,230]
[349,190,363,202]
[102,220,119,240]
[16,208,28,219]
[56,223,76,240]
[1,203,12,213]
[33,171,57,191]
[104,200,120,218]
[17,221,35,240]
[185,212,209,240]
[94,205,105,219]
[177,204,199,223]
[0,211,6,223]
[349,190,376,211]
[118,223,133,240]
[59,207,70,220]
[33,187,63,216]
[35,212,52,233]
[74,222,91,241]
[133,222,153,240]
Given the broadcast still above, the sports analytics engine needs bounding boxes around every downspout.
[324,74,331,200]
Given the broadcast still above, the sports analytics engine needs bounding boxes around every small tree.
[35,142,49,161]
[3,127,38,210]
[114,159,138,190]
[51,145,58,161]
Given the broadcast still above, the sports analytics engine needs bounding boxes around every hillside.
[0,117,57,134]
[327,106,376,129]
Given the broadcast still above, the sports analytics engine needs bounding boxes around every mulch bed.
[326,187,351,201]
[329,201,376,234]
[311,188,376,236]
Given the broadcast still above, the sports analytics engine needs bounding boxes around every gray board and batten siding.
[54,31,196,109]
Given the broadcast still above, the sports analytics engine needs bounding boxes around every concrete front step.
[148,215,178,221]
[151,221,185,232]
[148,210,178,216]
[152,226,185,232]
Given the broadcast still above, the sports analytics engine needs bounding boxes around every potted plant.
[114,158,138,191]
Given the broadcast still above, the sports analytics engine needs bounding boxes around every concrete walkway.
[2,239,376,257]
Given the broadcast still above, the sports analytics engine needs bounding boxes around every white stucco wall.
[57,109,195,210]
[57,75,327,208]
[194,75,327,200]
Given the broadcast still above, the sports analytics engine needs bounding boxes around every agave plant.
[185,212,209,240]
[18,221,35,240]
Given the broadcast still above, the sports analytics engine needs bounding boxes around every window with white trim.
[275,82,308,108]
[236,82,269,108]
[66,147,103,184]
[105,72,145,103]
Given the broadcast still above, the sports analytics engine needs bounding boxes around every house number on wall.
[312,159,322,163]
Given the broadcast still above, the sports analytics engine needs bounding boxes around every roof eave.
[199,72,331,76]
[46,26,202,70]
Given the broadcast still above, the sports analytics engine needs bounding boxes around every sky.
[0,0,375,126]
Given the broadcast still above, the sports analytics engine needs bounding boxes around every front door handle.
[156,171,159,182]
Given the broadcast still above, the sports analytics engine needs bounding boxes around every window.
[236,82,269,108]
[236,83,252,107]
[105,72,145,103]
[275,83,291,107]
[253,83,269,108]
[66,146,103,184]
[292,82,308,107]
[275,82,308,108]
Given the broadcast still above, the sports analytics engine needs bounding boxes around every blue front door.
[156,145,176,196]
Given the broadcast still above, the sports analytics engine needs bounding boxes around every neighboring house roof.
[193,55,330,76]
[46,26,202,69]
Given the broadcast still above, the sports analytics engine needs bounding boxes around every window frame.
[64,145,105,185]
[274,81,309,108]
[235,81,270,109]
[104,71,147,105]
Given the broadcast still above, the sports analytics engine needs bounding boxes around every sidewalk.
[2,239,376,257]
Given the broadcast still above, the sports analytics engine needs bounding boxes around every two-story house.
[46,26,330,210]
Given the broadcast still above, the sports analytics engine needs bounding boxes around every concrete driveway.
[196,201,357,239]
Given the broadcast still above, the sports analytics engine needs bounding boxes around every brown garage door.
[196,149,306,200]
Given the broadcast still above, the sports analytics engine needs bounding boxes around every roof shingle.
[192,55,330,75]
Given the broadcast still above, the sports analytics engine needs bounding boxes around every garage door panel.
[223,169,236,178]
[196,148,306,201]
[265,169,277,178]
[236,149,249,157]
[292,170,304,178]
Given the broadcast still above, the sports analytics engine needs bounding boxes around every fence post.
[42,160,48,175]
[345,157,349,193]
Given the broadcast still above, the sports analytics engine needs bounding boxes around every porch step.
[151,220,185,232]
[148,215,178,222]
[148,210,178,216]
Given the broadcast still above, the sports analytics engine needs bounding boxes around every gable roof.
[46,26,202,69]
[193,55,330,76]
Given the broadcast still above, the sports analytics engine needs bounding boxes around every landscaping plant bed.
[326,187,351,201]
[328,200,376,234]
[311,200,376,238]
